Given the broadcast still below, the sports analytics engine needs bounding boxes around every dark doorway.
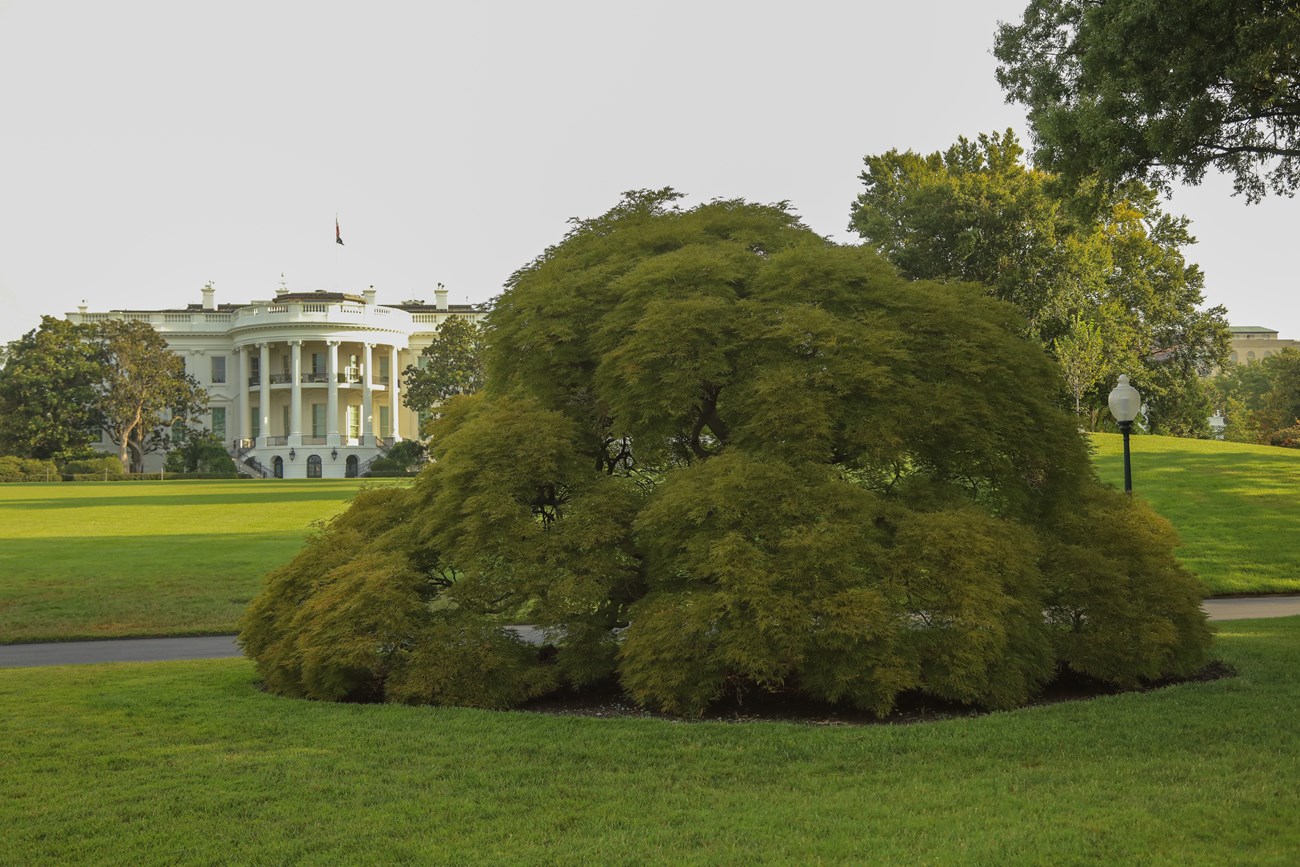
[345,455,359,478]
[272,456,284,478]
[307,454,322,478]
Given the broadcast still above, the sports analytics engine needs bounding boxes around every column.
[389,345,401,441]
[327,340,340,446]
[289,341,303,446]
[258,342,271,447]
[238,346,251,444]
[362,343,374,446]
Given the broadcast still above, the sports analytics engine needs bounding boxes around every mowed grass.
[0,480,400,643]
[1091,433,1300,595]
[1,434,1296,643]
[0,618,1295,864]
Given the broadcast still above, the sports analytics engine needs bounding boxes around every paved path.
[1203,595,1300,621]
[0,626,546,669]
[0,635,242,668]
[1,604,1296,669]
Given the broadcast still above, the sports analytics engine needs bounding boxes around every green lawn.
[1,435,1296,644]
[0,617,1295,864]
[1091,433,1300,595]
[0,480,399,643]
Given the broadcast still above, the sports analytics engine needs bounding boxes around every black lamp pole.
[1118,419,1133,495]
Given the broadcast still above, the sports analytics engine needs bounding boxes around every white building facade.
[67,284,481,478]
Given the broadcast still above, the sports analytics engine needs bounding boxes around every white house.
[67,284,481,478]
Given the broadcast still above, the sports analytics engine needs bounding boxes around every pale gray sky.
[0,0,1294,348]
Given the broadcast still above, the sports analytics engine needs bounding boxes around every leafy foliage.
[849,131,1229,433]
[1210,348,1300,445]
[365,439,426,475]
[995,0,1300,201]
[94,320,208,473]
[402,317,486,425]
[0,457,58,482]
[0,317,210,472]
[164,430,237,474]
[0,317,104,461]
[242,192,1211,716]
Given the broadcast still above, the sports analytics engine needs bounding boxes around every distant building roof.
[1229,326,1278,334]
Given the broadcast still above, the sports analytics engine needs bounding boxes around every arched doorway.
[272,456,284,478]
[345,454,359,478]
[307,454,323,478]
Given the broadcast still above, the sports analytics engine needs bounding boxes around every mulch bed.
[514,660,1237,726]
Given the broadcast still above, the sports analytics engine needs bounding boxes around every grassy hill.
[1090,434,1300,595]
[1,435,1295,643]
[0,480,399,643]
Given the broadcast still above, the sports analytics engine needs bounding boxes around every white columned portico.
[289,341,303,446]
[327,340,340,446]
[257,342,271,447]
[389,345,401,441]
[362,343,374,446]
[238,346,251,443]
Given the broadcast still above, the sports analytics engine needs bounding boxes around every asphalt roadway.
[2,601,1298,669]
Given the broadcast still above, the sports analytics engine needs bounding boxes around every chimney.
[364,285,377,306]
[76,302,88,322]
[201,282,216,311]
[435,282,449,311]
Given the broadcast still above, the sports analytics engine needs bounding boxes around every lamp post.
[1108,374,1142,495]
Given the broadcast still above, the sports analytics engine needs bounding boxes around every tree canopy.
[995,0,1300,200]
[1210,349,1300,445]
[241,191,1211,717]
[0,317,208,471]
[0,317,104,461]
[95,320,208,473]
[849,130,1229,434]
[401,316,486,429]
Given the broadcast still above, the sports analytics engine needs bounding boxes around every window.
[211,407,226,441]
[312,352,326,375]
[307,454,322,478]
[282,405,290,437]
[312,404,326,438]
[379,355,390,382]
[346,405,361,439]
[1248,351,1256,362]
[379,405,390,436]
[251,409,260,439]
[211,356,226,384]
[249,356,260,379]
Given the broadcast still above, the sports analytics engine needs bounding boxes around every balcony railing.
[269,373,292,384]
[302,372,330,383]
[265,436,289,446]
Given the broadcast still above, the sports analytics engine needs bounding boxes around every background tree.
[163,429,237,474]
[1055,314,1107,421]
[402,317,486,428]
[849,130,1230,434]
[995,0,1300,201]
[242,192,1211,717]
[94,320,208,473]
[0,317,105,461]
[1210,349,1300,445]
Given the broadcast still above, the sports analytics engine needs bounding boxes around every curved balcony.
[231,300,413,337]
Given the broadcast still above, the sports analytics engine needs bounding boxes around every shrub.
[240,193,1212,716]
[0,456,58,482]
[61,455,124,476]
